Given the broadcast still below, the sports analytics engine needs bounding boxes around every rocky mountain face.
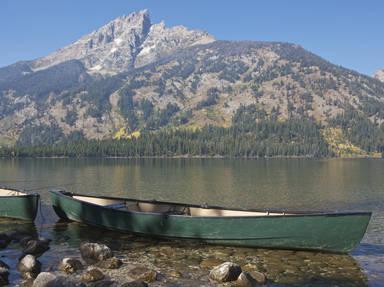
[374,69,384,82]
[0,10,383,152]
[31,10,214,75]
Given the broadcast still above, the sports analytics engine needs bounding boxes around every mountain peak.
[374,69,384,82]
[31,9,214,74]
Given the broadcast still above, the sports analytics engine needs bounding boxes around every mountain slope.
[0,10,383,156]
[375,69,384,82]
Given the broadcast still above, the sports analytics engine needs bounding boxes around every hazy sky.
[1,0,383,76]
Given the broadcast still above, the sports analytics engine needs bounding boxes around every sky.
[0,0,383,76]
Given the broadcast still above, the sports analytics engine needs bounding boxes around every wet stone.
[209,262,242,283]
[59,258,83,274]
[0,261,9,270]
[121,281,148,287]
[18,255,41,278]
[81,267,105,283]
[80,243,113,264]
[235,271,259,287]
[23,239,51,257]
[32,272,85,287]
[87,280,116,287]
[128,266,158,282]
[95,257,122,269]
[0,267,9,286]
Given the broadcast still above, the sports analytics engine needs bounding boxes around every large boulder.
[209,262,242,282]
[79,243,113,264]
[18,254,41,278]
[59,258,83,274]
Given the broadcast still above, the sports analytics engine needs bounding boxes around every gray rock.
[209,262,242,282]
[0,267,9,286]
[23,239,50,256]
[0,233,10,249]
[87,280,116,287]
[81,267,104,283]
[235,271,260,287]
[247,270,266,284]
[128,266,157,282]
[32,10,214,75]
[32,272,57,287]
[18,254,41,278]
[32,272,85,287]
[59,258,83,274]
[80,243,113,264]
[121,281,148,287]
[0,261,9,270]
[95,257,122,269]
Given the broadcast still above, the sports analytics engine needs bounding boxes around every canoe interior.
[0,188,27,197]
[72,194,297,217]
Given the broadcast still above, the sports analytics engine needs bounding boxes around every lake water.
[0,158,383,286]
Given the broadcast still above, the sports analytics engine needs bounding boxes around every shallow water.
[0,158,383,286]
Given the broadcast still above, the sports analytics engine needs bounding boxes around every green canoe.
[0,187,40,221]
[50,190,371,253]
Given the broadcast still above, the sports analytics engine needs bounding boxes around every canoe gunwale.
[0,186,40,198]
[49,189,372,219]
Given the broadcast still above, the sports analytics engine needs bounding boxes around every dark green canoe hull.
[50,191,371,253]
[0,193,39,221]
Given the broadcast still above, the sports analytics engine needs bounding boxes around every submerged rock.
[87,280,116,287]
[80,243,113,264]
[128,266,158,283]
[59,258,83,274]
[235,271,260,287]
[0,233,10,249]
[6,230,33,242]
[209,262,242,282]
[32,272,85,287]
[81,267,105,283]
[18,254,41,278]
[32,272,56,286]
[0,267,9,286]
[23,239,51,256]
[121,281,148,287]
[0,261,9,270]
[95,257,122,269]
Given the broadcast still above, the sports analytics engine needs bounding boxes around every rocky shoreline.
[1,230,268,287]
[0,224,369,287]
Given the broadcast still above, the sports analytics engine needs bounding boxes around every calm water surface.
[0,158,383,286]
